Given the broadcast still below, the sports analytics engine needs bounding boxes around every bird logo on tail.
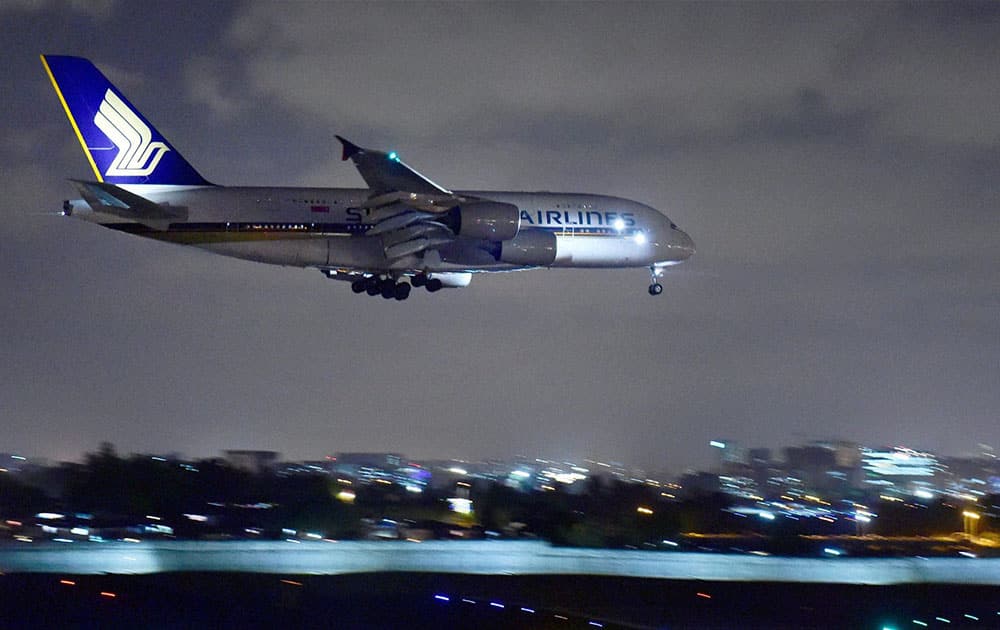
[93,89,169,177]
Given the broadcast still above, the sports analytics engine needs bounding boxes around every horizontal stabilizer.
[72,180,187,230]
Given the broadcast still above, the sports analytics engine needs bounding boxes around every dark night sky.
[1,2,998,472]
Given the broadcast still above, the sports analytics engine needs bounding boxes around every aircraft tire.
[426,278,443,293]
[648,283,663,296]
[411,274,427,288]
[351,280,367,293]
[394,283,411,300]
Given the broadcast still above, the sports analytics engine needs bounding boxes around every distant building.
[331,453,429,492]
[0,453,29,474]
[224,450,279,474]
[861,446,943,495]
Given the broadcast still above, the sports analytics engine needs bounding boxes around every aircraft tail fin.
[40,54,211,187]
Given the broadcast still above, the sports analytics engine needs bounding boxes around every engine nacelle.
[498,229,557,266]
[452,201,520,241]
[427,272,472,288]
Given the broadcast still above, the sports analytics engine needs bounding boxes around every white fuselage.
[69,185,695,275]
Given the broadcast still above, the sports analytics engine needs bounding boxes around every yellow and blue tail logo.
[41,55,211,186]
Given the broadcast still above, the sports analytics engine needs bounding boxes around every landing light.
[633,231,647,245]
[613,218,626,231]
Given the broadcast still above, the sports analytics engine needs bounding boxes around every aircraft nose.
[674,228,696,259]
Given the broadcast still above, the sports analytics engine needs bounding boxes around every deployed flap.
[72,180,187,230]
[335,135,451,196]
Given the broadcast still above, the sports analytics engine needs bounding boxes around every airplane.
[41,54,695,300]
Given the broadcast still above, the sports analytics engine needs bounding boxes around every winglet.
[336,135,362,161]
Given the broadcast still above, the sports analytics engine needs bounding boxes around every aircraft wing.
[336,136,492,264]
[72,180,188,230]
[336,136,451,197]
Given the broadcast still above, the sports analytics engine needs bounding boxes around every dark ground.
[1,572,997,629]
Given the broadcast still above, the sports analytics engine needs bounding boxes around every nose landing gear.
[648,266,663,296]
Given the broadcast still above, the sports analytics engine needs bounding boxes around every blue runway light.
[388,152,398,161]
[490,602,505,609]
[912,621,927,627]
[433,594,449,602]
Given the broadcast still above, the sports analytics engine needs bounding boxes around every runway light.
[759,511,775,521]
[912,621,927,627]
[710,441,726,449]
[521,607,535,613]
[59,580,76,586]
[823,547,842,556]
[434,594,449,602]
[490,601,505,609]
[100,592,116,598]
[637,506,654,515]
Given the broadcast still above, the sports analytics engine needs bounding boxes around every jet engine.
[449,201,520,241]
[496,229,557,266]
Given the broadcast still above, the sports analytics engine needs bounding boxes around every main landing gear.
[648,266,663,296]
[350,274,442,300]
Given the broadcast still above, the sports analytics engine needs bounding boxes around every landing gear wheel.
[365,277,381,296]
[380,279,397,299]
[426,278,443,293]
[351,279,367,294]
[648,283,663,296]
[411,274,427,288]
[393,283,411,301]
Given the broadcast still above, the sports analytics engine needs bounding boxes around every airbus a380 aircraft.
[42,55,694,300]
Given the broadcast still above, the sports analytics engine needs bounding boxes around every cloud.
[0,0,115,19]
